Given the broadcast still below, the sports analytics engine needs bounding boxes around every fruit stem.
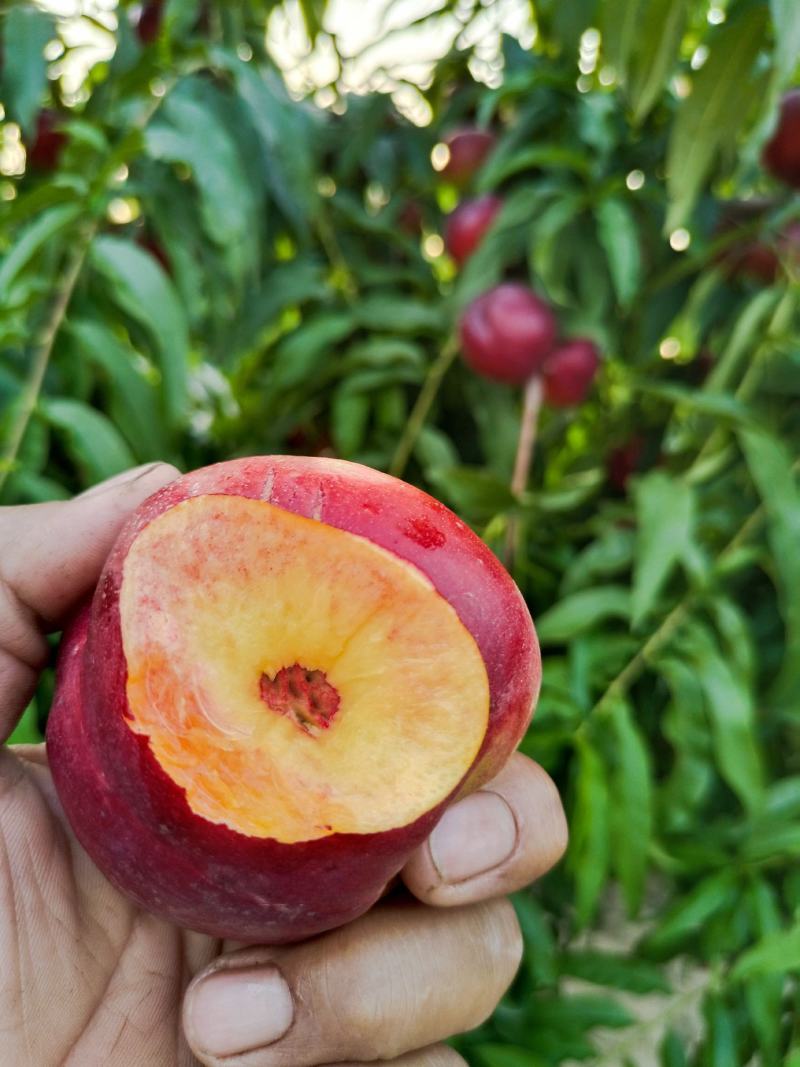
[390,334,459,478]
[0,221,96,495]
[505,374,543,566]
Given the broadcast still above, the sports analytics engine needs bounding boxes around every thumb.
[0,462,179,742]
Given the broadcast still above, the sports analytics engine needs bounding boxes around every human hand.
[0,464,567,1066]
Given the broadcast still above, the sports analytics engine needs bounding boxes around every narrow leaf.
[666,7,769,230]
[537,586,631,643]
[90,236,189,426]
[0,204,81,296]
[596,197,641,309]
[632,471,694,626]
[568,739,610,926]
[608,699,653,914]
[739,429,800,712]
[42,398,136,482]
[1,7,54,135]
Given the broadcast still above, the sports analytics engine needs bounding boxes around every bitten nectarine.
[47,456,539,943]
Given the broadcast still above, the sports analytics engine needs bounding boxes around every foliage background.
[2,0,800,1063]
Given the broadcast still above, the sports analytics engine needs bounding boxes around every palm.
[0,745,218,1067]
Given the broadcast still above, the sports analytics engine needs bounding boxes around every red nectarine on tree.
[47,456,539,944]
[762,89,800,188]
[27,110,67,172]
[441,127,495,184]
[445,195,503,266]
[459,283,557,384]
[542,339,600,407]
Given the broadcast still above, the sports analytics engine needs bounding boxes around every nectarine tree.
[1,0,800,1063]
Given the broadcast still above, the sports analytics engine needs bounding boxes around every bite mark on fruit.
[260,664,340,737]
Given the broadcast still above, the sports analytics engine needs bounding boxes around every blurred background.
[1,1,800,1063]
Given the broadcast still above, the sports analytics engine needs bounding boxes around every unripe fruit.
[762,90,800,188]
[445,195,503,265]
[542,339,600,408]
[459,283,557,384]
[441,128,495,184]
[47,456,539,944]
[27,110,67,172]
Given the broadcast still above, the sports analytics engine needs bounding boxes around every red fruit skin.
[607,437,644,492]
[542,340,600,408]
[139,234,171,275]
[445,196,503,266]
[137,0,164,44]
[442,128,495,184]
[763,90,800,189]
[47,456,539,944]
[27,111,67,171]
[459,283,558,384]
[398,200,424,235]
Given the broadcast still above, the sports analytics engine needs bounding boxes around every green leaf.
[632,471,695,626]
[595,197,641,309]
[568,739,610,926]
[638,383,762,429]
[271,313,356,391]
[7,701,42,745]
[627,0,690,123]
[641,870,738,958]
[562,526,635,595]
[536,586,631,644]
[0,7,54,135]
[145,82,257,278]
[608,699,653,914]
[660,1031,688,1067]
[560,950,669,994]
[331,388,370,457]
[739,429,800,713]
[0,204,81,297]
[426,467,515,521]
[355,295,446,334]
[769,0,800,88]
[734,922,800,980]
[744,879,783,1063]
[513,893,557,990]
[665,6,769,230]
[219,56,318,237]
[703,997,738,1067]
[89,236,189,426]
[41,398,136,482]
[67,319,169,460]
[689,624,765,814]
[472,1046,549,1067]
[600,0,647,85]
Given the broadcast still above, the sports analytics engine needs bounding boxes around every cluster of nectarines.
[440,128,599,409]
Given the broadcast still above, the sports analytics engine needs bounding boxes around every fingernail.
[429,791,518,884]
[188,965,293,1056]
[77,463,176,499]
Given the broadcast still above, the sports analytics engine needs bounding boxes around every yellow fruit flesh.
[119,496,490,843]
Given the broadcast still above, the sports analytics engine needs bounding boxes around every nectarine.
[445,196,503,266]
[542,339,599,407]
[441,128,495,184]
[47,457,539,943]
[459,283,557,384]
